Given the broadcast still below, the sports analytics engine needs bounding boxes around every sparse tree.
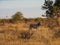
[42,0,54,17]
[42,0,60,27]
[42,0,60,18]
[12,12,23,21]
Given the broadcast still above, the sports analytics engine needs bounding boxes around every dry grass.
[0,22,60,45]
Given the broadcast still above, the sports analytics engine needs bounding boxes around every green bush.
[12,12,23,21]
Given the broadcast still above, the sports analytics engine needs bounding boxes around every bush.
[20,31,33,39]
[12,12,23,21]
[54,30,60,38]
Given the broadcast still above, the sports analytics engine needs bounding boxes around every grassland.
[0,21,60,45]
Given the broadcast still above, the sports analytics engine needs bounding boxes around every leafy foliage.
[42,0,54,17]
[12,12,23,21]
[54,0,60,7]
[35,17,43,22]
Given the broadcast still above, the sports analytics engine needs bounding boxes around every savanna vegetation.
[0,0,60,45]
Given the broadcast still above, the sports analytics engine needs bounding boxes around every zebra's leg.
[29,26,32,31]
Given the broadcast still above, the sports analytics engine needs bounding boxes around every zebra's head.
[37,22,41,26]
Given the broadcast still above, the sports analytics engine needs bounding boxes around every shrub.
[20,31,33,39]
[12,12,23,21]
[54,30,60,38]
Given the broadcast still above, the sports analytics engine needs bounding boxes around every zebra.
[29,22,41,30]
